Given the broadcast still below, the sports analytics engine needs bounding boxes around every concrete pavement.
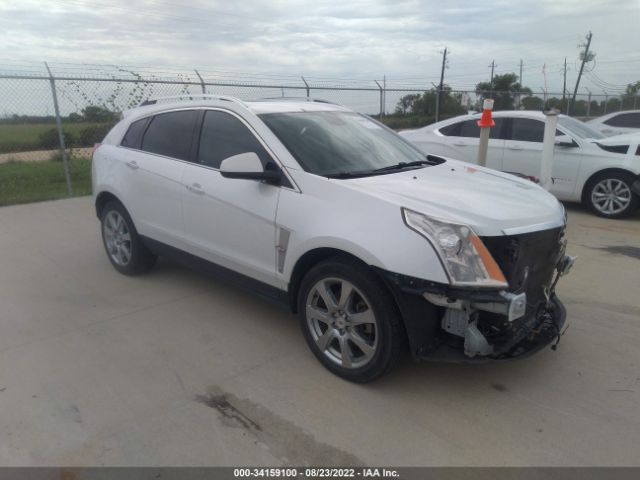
[0,197,639,466]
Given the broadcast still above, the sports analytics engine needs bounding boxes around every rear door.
[121,109,198,246]
[181,109,281,286]
[439,117,507,170]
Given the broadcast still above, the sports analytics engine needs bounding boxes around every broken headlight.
[402,208,508,288]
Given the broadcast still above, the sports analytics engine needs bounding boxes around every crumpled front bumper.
[375,256,571,364]
[419,294,567,363]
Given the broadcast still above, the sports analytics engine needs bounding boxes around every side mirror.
[219,152,281,184]
[555,135,578,148]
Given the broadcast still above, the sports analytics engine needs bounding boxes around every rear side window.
[439,122,461,136]
[197,110,271,169]
[511,118,545,142]
[141,110,198,160]
[603,112,640,128]
[121,118,148,148]
[440,118,506,139]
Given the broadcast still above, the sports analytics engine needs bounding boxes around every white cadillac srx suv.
[92,96,574,382]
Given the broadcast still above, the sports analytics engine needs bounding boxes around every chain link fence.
[0,64,637,205]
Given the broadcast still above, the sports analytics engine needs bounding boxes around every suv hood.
[344,158,565,236]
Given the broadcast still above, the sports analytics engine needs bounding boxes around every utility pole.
[569,31,593,115]
[519,59,523,85]
[562,58,567,114]
[585,87,592,117]
[517,59,524,109]
[435,47,448,122]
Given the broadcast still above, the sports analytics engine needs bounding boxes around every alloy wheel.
[103,210,132,266]
[591,178,632,216]
[305,277,378,369]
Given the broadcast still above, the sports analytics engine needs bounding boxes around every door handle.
[186,183,205,195]
[507,145,523,151]
[452,141,468,146]
[125,160,139,170]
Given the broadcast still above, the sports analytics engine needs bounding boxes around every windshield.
[259,111,429,177]
[558,116,605,140]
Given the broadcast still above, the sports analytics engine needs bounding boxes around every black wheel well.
[582,168,639,203]
[95,191,120,219]
[288,248,373,313]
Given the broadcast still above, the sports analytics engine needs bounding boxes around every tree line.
[387,74,640,130]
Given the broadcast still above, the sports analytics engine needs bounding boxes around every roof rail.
[254,96,338,105]
[137,94,247,108]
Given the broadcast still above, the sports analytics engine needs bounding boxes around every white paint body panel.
[94,100,569,293]
[587,110,640,137]
[401,111,640,203]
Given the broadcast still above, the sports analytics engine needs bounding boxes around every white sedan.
[587,110,640,137]
[400,111,640,218]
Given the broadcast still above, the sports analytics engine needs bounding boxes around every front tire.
[585,172,639,218]
[297,257,405,383]
[100,200,157,275]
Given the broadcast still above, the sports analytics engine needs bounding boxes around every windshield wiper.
[325,157,440,179]
[325,171,373,179]
[370,159,437,173]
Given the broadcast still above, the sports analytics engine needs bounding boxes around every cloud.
[0,0,638,94]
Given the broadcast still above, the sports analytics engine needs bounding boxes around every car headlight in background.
[402,208,508,288]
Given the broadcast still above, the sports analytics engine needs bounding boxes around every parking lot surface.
[0,197,639,466]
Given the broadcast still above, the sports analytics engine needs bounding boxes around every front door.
[181,109,281,286]
[501,117,581,199]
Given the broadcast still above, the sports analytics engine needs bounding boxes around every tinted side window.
[121,118,148,148]
[489,118,506,139]
[441,118,506,139]
[141,110,197,160]
[511,118,545,142]
[604,112,640,128]
[459,120,480,138]
[439,122,460,136]
[197,110,271,168]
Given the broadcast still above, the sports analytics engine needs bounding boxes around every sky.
[0,0,639,96]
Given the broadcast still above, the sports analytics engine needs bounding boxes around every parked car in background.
[400,111,640,218]
[93,96,574,382]
[587,110,640,137]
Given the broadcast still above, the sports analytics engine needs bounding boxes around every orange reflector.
[469,235,507,285]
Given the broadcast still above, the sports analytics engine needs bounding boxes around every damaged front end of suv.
[379,209,575,363]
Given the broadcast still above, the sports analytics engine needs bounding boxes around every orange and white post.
[476,99,495,167]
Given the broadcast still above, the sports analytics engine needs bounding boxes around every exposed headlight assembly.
[402,208,508,288]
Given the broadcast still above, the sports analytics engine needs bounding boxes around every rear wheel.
[298,257,405,382]
[585,172,639,218]
[100,200,156,275]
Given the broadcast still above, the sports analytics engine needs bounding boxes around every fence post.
[383,75,386,116]
[44,62,73,197]
[194,70,206,94]
[374,80,383,119]
[301,76,310,98]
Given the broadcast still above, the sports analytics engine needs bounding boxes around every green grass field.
[0,158,92,206]
[0,122,112,153]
